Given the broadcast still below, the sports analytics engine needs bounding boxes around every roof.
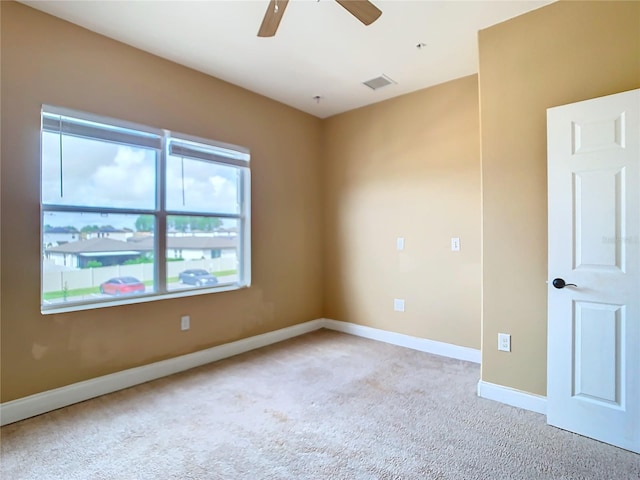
[46,236,237,254]
[44,226,79,234]
[94,225,132,233]
[134,236,238,250]
[46,238,147,254]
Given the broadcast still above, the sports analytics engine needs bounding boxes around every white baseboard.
[477,380,547,415]
[0,318,483,426]
[322,319,481,364]
[0,319,324,426]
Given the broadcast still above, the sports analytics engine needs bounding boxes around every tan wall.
[0,2,323,402]
[323,75,481,349]
[5,0,637,407]
[479,1,640,395]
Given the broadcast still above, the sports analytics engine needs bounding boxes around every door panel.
[574,168,624,270]
[572,113,626,154]
[547,88,639,453]
[573,301,622,406]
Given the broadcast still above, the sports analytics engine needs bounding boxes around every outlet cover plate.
[394,299,405,312]
[498,333,511,352]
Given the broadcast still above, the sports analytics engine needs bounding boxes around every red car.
[99,276,145,296]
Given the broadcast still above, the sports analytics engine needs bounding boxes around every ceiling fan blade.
[335,0,382,26]
[258,0,290,37]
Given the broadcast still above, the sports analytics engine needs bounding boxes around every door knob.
[552,278,577,289]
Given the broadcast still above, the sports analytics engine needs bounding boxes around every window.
[41,106,251,312]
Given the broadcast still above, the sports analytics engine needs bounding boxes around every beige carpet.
[1,329,638,479]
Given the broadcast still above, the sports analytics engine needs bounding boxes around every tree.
[171,216,190,233]
[83,260,103,269]
[168,216,222,232]
[123,256,153,265]
[194,216,222,232]
[135,215,154,232]
[135,215,222,233]
[81,225,99,233]
[80,225,99,240]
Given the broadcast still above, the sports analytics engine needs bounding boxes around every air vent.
[362,74,396,91]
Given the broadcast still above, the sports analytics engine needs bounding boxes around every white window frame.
[41,105,251,314]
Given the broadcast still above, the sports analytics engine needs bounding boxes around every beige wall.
[0,2,323,402]
[3,0,638,406]
[479,1,640,395]
[323,75,481,349]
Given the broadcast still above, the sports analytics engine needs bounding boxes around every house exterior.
[45,235,238,269]
[168,227,238,238]
[84,226,134,242]
[161,236,238,260]
[45,238,148,269]
[43,226,80,248]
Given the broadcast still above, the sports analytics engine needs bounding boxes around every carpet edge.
[322,318,481,363]
[0,319,325,426]
[477,380,547,414]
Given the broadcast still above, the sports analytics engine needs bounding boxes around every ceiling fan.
[258,0,382,37]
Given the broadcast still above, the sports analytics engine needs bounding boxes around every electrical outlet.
[451,237,461,251]
[498,333,511,352]
[181,315,190,331]
[394,299,405,312]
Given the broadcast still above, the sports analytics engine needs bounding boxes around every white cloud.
[166,155,238,214]
[92,147,155,205]
[42,134,239,220]
[42,133,155,209]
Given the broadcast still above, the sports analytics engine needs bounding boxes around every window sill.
[41,283,249,315]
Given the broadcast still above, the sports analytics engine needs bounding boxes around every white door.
[547,89,639,453]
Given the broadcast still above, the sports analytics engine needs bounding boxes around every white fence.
[43,257,237,293]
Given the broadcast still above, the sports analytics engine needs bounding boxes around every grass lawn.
[43,286,100,301]
[43,269,238,300]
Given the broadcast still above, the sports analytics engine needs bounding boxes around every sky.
[42,131,241,230]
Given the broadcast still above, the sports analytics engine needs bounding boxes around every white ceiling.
[21,0,553,119]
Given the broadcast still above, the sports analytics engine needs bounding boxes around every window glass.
[42,212,155,306]
[41,131,157,209]
[166,155,240,214]
[167,217,239,291]
[40,106,250,313]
